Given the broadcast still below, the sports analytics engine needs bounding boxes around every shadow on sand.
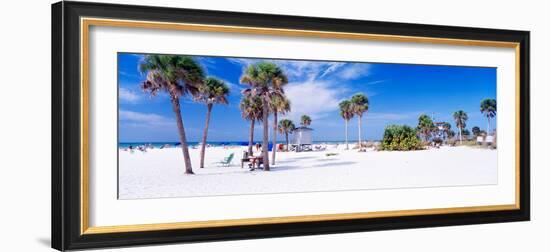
[271,161,356,172]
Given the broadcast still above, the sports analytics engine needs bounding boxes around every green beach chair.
[217,153,235,167]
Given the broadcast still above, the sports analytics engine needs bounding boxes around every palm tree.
[270,96,291,165]
[339,100,354,150]
[239,95,264,155]
[453,110,468,144]
[472,126,481,137]
[417,114,434,142]
[278,119,296,151]
[442,122,452,141]
[196,77,229,168]
[139,55,205,174]
[300,115,312,127]
[480,98,497,135]
[240,62,288,171]
[350,93,369,148]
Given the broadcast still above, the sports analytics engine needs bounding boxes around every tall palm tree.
[453,110,468,144]
[300,115,312,127]
[480,98,497,135]
[270,96,291,165]
[239,94,264,155]
[278,119,295,151]
[339,100,354,150]
[139,55,205,174]
[240,62,288,171]
[196,77,229,168]
[417,114,434,142]
[350,93,369,148]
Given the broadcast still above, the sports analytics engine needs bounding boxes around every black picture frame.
[52,1,530,251]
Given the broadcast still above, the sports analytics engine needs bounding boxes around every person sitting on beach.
[255,143,261,152]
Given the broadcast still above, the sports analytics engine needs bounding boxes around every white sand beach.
[118,145,497,199]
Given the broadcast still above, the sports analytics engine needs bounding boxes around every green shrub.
[381,125,422,151]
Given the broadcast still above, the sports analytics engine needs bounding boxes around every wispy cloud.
[227,58,373,83]
[119,110,173,127]
[336,63,372,80]
[366,111,422,121]
[283,80,346,123]
[119,87,142,103]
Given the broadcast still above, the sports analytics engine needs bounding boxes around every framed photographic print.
[52,1,530,250]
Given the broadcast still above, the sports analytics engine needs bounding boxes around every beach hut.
[292,127,313,151]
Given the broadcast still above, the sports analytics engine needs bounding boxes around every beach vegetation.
[417,114,434,142]
[381,125,422,151]
[139,55,205,174]
[240,62,288,171]
[472,126,481,136]
[453,110,468,144]
[480,98,497,135]
[350,93,369,149]
[270,96,291,164]
[239,95,264,155]
[196,77,230,168]
[339,100,354,150]
[278,119,296,151]
[300,115,312,127]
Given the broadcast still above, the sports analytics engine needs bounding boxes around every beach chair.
[216,153,235,167]
[241,151,250,168]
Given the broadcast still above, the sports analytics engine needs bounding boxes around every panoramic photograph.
[117,53,498,200]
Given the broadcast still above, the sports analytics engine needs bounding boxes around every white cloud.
[336,63,372,80]
[227,58,360,82]
[282,80,345,124]
[319,62,346,78]
[119,110,173,127]
[119,87,141,103]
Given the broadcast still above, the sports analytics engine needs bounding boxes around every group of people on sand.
[123,144,152,152]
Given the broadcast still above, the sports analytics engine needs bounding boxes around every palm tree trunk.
[285,132,289,151]
[170,95,193,174]
[262,100,270,171]
[487,117,491,136]
[271,112,278,165]
[199,103,213,168]
[459,126,463,144]
[358,115,362,148]
[248,119,255,155]
[345,119,349,150]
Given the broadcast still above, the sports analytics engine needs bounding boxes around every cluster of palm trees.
[139,55,230,174]
[140,56,297,173]
[136,54,499,175]
[415,98,497,144]
[239,62,292,171]
[338,93,369,150]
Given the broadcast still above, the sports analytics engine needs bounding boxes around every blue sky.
[118,53,496,143]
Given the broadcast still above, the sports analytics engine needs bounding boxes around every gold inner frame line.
[80,17,521,235]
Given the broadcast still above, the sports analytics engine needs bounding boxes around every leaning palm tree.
[339,100,354,150]
[196,77,229,168]
[139,55,205,174]
[239,95,264,155]
[240,62,288,171]
[278,119,296,151]
[350,93,369,148]
[300,115,312,127]
[270,96,291,165]
[453,110,468,144]
[480,98,497,135]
